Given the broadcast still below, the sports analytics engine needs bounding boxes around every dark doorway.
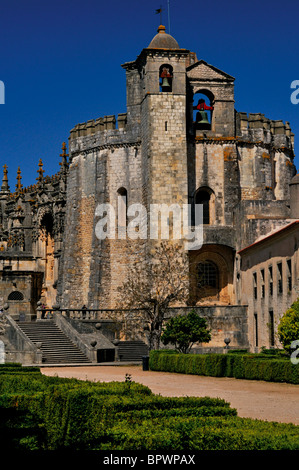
[97,349,115,363]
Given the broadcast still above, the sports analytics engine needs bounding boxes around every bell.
[197,111,210,125]
[161,77,171,91]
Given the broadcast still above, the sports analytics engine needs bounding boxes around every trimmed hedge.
[0,364,299,450]
[149,350,299,383]
[101,416,299,450]
[0,363,42,375]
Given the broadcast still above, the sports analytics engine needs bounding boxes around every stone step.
[17,321,91,364]
[117,340,149,361]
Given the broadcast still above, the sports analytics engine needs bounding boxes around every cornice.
[70,141,141,158]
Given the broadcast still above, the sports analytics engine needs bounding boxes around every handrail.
[36,307,147,321]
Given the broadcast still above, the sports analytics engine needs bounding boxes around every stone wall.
[166,305,249,349]
[56,33,296,352]
[237,222,299,350]
[58,129,146,309]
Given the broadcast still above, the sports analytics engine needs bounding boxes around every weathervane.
[155,2,171,33]
[155,6,163,24]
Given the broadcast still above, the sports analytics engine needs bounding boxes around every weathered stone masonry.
[0,25,297,354]
[56,25,297,350]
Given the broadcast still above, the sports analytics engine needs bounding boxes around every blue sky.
[0,0,298,187]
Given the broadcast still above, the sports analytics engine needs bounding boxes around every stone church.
[0,25,298,363]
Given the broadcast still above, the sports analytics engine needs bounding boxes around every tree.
[277,299,299,354]
[117,241,190,350]
[160,309,211,354]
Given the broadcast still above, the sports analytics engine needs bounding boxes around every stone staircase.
[17,321,91,364]
[117,340,149,362]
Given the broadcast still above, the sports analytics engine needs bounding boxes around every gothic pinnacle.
[36,158,45,183]
[59,141,69,173]
[16,166,23,192]
[0,164,9,193]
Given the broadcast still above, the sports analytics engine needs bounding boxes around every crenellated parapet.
[69,113,127,140]
[236,112,294,151]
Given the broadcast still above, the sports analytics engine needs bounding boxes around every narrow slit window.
[253,272,257,300]
[260,269,265,299]
[254,313,258,347]
[269,310,275,347]
[287,259,292,291]
[117,187,128,238]
[268,266,273,296]
[277,262,283,294]
[195,190,210,225]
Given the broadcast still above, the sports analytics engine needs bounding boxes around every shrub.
[278,299,299,354]
[149,351,299,383]
[96,416,299,450]
[161,310,211,353]
[0,363,299,450]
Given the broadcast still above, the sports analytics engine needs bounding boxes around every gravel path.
[42,364,299,425]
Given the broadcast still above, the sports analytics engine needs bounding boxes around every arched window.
[117,187,128,236]
[159,64,173,92]
[117,187,127,198]
[197,261,218,289]
[40,212,53,236]
[117,187,128,213]
[195,189,210,225]
[8,291,24,301]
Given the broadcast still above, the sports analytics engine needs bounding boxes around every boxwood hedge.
[0,363,298,450]
[149,350,299,383]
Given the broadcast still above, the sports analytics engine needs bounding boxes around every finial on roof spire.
[157,24,166,34]
[1,164,9,193]
[59,142,69,174]
[60,142,68,158]
[36,159,44,183]
[16,167,23,192]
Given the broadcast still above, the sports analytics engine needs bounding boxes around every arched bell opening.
[159,64,173,92]
[192,90,214,131]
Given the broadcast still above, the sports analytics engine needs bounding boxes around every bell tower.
[122,25,192,219]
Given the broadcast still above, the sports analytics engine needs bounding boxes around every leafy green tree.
[277,299,299,354]
[161,309,211,354]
